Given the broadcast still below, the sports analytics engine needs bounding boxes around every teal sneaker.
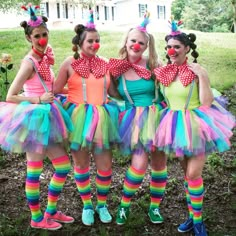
[116,206,129,225]
[96,205,112,223]
[82,208,94,226]
[148,208,164,224]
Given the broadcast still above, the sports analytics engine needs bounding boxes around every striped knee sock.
[120,166,145,208]
[188,177,204,224]
[74,166,93,209]
[150,167,167,209]
[96,169,112,208]
[45,155,71,215]
[25,160,43,222]
[184,177,193,219]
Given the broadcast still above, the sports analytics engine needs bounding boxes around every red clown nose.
[93,43,100,50]
[167,48,176,56]
[39,38,47,46]
[133,43,140,50]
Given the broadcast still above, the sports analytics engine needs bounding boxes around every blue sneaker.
[96,205,112,223]
[82,208,94,226]
[193,222,208,236]
[178,218,194,232]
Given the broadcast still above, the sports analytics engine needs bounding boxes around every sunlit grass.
[0,29,235,94]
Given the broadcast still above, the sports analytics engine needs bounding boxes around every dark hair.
[165,32,199,64]
[72,24,98,59]
[20,16,48,37]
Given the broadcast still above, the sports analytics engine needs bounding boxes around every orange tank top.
[67,72,110,105]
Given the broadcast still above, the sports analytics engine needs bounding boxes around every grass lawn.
[0,29,235,99]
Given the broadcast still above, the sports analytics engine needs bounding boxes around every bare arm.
[188,63,213,106]
[54,57,72,94]
[108,75,122,99]
[6,60,40,104]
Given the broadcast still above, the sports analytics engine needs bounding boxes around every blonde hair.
[118,28,158,72]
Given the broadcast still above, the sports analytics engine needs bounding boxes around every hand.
[39,91,54,104]
[187,63,208,80]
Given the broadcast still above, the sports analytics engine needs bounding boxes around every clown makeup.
[126,29,148,62]
[29,26,49,54]
[166,38,190,66]
[80,31,100,57]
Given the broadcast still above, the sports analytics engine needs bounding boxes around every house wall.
[0,0,173,32]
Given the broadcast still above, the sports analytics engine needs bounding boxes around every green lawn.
[0,29,235,98]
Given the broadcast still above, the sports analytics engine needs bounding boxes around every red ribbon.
[154,61,196,87]
[38,46,55,81]
[108,58,151,79]
[71,55,108,78]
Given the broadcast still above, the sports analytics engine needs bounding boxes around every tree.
[172,0,234,32]
[171,0,186,20]
[232,0,236,32]
[0,0,40,13]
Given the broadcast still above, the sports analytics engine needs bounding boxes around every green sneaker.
[148,208,164,224]
[116,206,130,225]
[82,208,94,226]
[96,205,112,223]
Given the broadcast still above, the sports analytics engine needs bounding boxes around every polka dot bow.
[71,56,108,78]
[154,61,196,87]
[38,46,55,81]
[108,58,151,79]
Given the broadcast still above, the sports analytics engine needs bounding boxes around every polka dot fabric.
[38,46,55,81]
[71,56,108,79]
[108,58,151,79]
[154,62,196,87]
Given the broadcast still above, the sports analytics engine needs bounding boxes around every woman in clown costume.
[0,4,74,231]
[154,19,235,236]
[107,12,168,225]
[54,10,120,226]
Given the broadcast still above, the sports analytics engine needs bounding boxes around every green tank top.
[161,80,200,110]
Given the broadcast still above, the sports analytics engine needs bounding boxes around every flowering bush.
[0,53,13,100]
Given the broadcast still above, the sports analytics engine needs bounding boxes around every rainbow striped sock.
[96,169,112,208]
[45,155,71,215]
[74,166,93,209]
[188,177,204,224]
[120,166,145,208]
[25,160,43,222]
[184,177,193,219]
[150,167,167,209]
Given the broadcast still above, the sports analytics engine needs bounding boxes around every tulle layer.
[62,100,120,154]
[119,102,166,155]
[154,103,235,157]
[0,99,73,154]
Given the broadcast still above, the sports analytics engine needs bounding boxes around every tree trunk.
[232,0,236,33]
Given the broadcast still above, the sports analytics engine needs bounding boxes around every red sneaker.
[45,211,75,223]
[31,218,62,230]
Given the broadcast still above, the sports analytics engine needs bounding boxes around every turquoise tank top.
[117,75,164,109]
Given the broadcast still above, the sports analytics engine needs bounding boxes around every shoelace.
[119,208,127,219]
[152,208,161,216]
[100,207,110,217]
[85,209,94,217]
[46,218,54,225]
